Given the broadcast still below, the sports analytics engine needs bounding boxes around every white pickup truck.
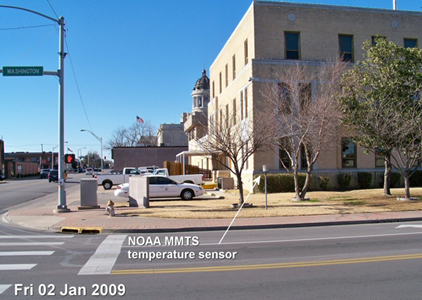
[95,167,204,189]
[149,168,205,185]
[95,167,141,189]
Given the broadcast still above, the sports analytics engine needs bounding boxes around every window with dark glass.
[225,64,228,88]
[342,138,356,168]
[299,83,312,111]
[232,55,236,80]
[244,39,249,65]
[279,148,291,169]
[285,32,300,60]
[339,35,354,62]
[404,38,418,48]
[278,83,291,114]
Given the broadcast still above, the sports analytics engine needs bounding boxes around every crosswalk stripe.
[0,235,74,239]
[0,284,12,294]
[0,242,63,246]
[78,235,127,275]
[0,251,54,256]
[0,264,36,270]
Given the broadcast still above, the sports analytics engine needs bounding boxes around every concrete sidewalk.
[3,184,422,234]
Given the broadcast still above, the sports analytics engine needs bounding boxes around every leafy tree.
[340,37,422,198]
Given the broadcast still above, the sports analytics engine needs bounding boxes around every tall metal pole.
[56,16,70,212]
[0,6,69,212]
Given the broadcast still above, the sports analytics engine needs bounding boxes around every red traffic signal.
[64,154,75,164]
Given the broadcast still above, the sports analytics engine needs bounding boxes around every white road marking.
[78,235,127,275]
[0,264,36,270]
[0,284,12,294]
[0,235,74,239]
[396,225,422,229]
[0,251,54,256]
[0,242,63,246]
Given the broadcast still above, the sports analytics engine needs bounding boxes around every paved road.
[1,222,422,299]
[0,174,83,214]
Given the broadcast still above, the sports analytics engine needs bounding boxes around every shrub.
[357,172,372,189]
[337,173,352,190]
[319,175,330,191]
[410,170,422,187]
[255,173,307,193]
[390,172,401,188]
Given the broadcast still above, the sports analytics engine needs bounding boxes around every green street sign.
[2,66,44,76]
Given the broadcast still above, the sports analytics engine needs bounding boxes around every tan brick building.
[204,1,422,191]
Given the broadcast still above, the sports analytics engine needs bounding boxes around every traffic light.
[64,154,75,164]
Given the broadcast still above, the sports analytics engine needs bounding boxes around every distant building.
[112,146,188,171]
[156,123,188,147]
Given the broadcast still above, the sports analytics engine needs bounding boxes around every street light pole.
[0,5,69,212]
[81,129,103,169]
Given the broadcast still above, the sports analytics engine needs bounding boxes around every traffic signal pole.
[0,6,70,212]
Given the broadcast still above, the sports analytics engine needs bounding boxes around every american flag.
[136,116,144,124]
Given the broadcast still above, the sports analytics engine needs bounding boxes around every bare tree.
[261,60,346,200]
[106,121,157,149]
[196,107,274,205]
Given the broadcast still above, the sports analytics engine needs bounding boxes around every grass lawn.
[109,187,422,219]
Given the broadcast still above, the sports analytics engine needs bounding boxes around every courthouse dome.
[193,69,210,91]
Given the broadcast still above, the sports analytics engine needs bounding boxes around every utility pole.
[0,5,70,212]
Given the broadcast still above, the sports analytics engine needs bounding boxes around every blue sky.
[0,0,420,159]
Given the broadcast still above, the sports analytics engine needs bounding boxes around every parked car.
[114,176,204,200]
[48,170,59,182]
[86,168,93,175]
[40,169,50,179]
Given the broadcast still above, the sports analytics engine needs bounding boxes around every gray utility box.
[129,176,149,208]
[79,178,100,209]
[218,177,234,190]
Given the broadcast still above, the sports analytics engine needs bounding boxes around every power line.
[65,40,94,132]
[0,24,55,31]
[46,0,59,20]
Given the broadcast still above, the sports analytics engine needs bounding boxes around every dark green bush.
[255,173,307,193]
[357,172,372,189]
[410,170,422,187]
[390,172,401,188]
[319,175,330,191]
[337,173,352,190]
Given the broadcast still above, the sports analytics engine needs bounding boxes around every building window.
[279,141,291,169]
[219,72,222,93]
[278,83,291,114]
[244,87,248,118]
[342,138,356,168]
[299,83,312,111]
[339,34,354,62]
[225,64,228,88]
[233,98,236,125]
[404,38,418,48]
[225,104,229,129]
[244,39,249,65]
[240,91,244,120]
[212,81,215,98]
[232,55,236,80]
[285,32,300,60]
